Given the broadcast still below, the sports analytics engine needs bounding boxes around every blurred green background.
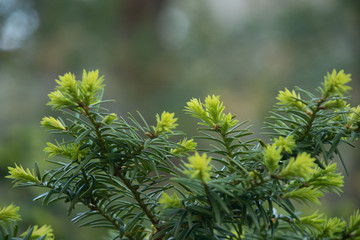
[1,0,360,239]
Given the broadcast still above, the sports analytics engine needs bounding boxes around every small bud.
[145,132,154,138]
[158,192,182,209]
[213,123,221,130]
[102,113,118,125]
[249,171,259,182]
[78,101,86,108]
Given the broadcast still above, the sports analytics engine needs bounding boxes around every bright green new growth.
[279,152,316,178]
[102,113,118,125]
[347,105,360,130]
[299,212,354,238]
[306,162,344,194]
[81,70,105,106]
[47,70,104,109]
[300,211,326,231]
[0,204,54,240]
[20,225,55,240]
[6,164,41,186]
[276,88,306,109]
[5,69,360,240]
[170,138,197,155]
[183,152,212,183]
[0,204,21,223]
[348,211,360,238]
[262,144,282,174]
[320,217,347,238]
[324,98,347,109]
[285,186,323,205]
[153,111,178,135]
[158,193,182,209]
[44,141,83,160]
[321,69,352,97]
[185,94,238,132]
[273,135,296,153]
[41,116,66,130]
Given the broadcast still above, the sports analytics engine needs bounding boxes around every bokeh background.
[1,0,360,239]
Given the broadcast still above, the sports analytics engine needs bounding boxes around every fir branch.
[298,98,325,142]
[115,172,162,235]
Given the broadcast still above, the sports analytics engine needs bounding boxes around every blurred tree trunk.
[123,0,167,34]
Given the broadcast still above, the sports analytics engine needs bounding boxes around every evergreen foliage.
[0,203,54,240]
[3,69,360,239]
